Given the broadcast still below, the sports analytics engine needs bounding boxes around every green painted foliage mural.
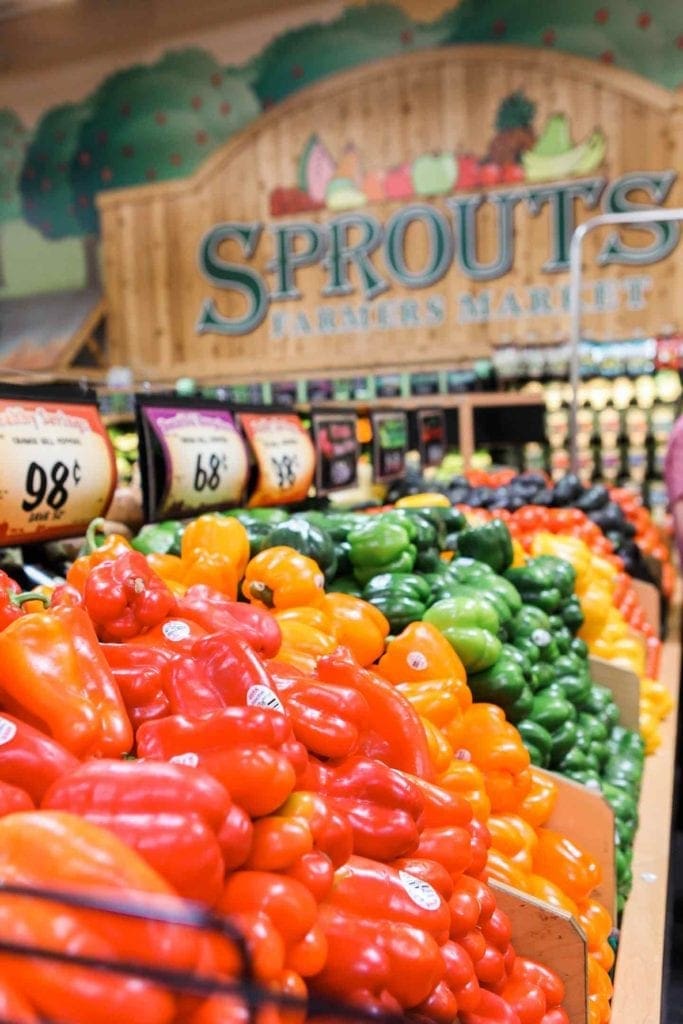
[0,109,28,223]
[70,49,260,235]
[13,1,683,245]
[20,101,92,240]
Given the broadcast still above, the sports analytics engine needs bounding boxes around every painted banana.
[522,129,607,183]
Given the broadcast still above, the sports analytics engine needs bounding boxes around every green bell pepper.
[529,662,557,691]
[516,718,553,767]
[548,719,579,766]
[445,557,496,582]
[569,637,589,659]
[295,510,356,543]
[547,618,573,654]
[561,596,585,633]
[224,506,288,525]
[552,673,592,706]
[456,519,514,575]
[264,518,338,582]
[468,658,527,712]
[132,520,183,556]
[530,691,577,733]
[428,580,514,626]
[326,576,363,597]
[577,713,608,743]
[423,593,502,673]
[505,684,535,724]
[362,573,431,633]
[506,555,577,614]
[348,518,414,566]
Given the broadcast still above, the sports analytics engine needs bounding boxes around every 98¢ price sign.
[138,403,249,520]
[0,395,116,545]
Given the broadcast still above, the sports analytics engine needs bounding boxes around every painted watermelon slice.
[297,134,336,205]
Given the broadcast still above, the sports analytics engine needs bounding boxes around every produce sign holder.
[588,657,641,734]
[490,880,588,1024]
[0,384,116,548]
[414,408,447,469]
[0,880,411,1024]
[370,409,409,484]
[310,408,359,495]
[538,768,617,919]
[136,395,250,523]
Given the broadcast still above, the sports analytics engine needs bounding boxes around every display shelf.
[610,586,681,1024]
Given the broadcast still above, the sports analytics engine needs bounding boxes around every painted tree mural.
[249,4,448,108]
[0,109,29,286]
[70,49,260,236]
[19,100,98,288]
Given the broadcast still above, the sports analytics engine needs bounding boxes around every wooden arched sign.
[98,45,683,383]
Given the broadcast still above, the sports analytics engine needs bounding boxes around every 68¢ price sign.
[0,396,116,545]
[138,404,249,520]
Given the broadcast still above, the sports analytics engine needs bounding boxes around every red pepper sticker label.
[162,620,192,642]
[247,684,284,714]
[0,718,17,747]
[398,870,441,911]
[170,752,199,767]
[0,398,116,546]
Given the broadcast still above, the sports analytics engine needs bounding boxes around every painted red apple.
[501,163,525,183]
[479,162,504,186]
[385,162,414,201]
[456,154,481,190]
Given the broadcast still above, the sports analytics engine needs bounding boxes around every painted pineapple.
[488,91,536,166]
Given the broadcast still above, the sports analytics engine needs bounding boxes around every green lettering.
[528,286,553,316]
[196,223,268,335]
[323,213,387,299]
[399,299,420,327]
[526,179,605,272]
[458,291,491,323]
[448,191,520,281]
[599,172,679,265]
[268,222,325,300]
[385,204,453,287]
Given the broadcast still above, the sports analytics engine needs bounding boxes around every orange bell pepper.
[67,518,132,592]
[532,828,602,903]
[276,620,338,660]
[420,717,454,774]
[243,547,326,609]
[0,608,132,757]
[485,767,533,815]
[275,606,333,633]
[525,873,578,916]
[316,592,389,667]
[181,513,250,579]
[181,551,240,599]
[437,759,491,822]
[484,847,531,893]
[516,767,557,828]
[488,813,538,873]
[378,621,467,685]
[397,678,470,728]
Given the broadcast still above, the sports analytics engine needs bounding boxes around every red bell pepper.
[0,780,34,815]
[283,680,371,761]
[0,713,79,803]
[217,803,254,871]
[196,745,296,818]
[219,871,319,948]
[83,550,177,641]
[316,651,434,780]
[328,855,451,944]
[460,988,523,1024]
[136,706,291,761]
[305,756,424,862]
[0,569,45,631]
[177,585,282,657]
[285,849,335,901]
[42,758,232,832]
[415,825,473,879]
[82,810,225,905]
[441,939,482,1012]
[391,857,455,901]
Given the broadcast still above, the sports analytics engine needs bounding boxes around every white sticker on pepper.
[170,752,199,767]
[398,870,441,910]
[247,685,284,713]
[162,620,191,642]
[0,719,17,747]
[531,629,551,647]
[407,651,428,671]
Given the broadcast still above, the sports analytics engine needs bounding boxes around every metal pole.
[568,208,683,474]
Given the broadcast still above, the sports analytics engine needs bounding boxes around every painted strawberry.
[479,162,504,186]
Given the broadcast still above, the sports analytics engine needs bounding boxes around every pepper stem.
[249,581,274,608]
[84,517,107,554]
[9,591,50,608]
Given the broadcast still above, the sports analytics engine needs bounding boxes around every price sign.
[0,392,115,545]
[371,410,408,484]
[311,410,359,494]
[240,412,315,507]
[416,408,447,468]
[138,401,249,520]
